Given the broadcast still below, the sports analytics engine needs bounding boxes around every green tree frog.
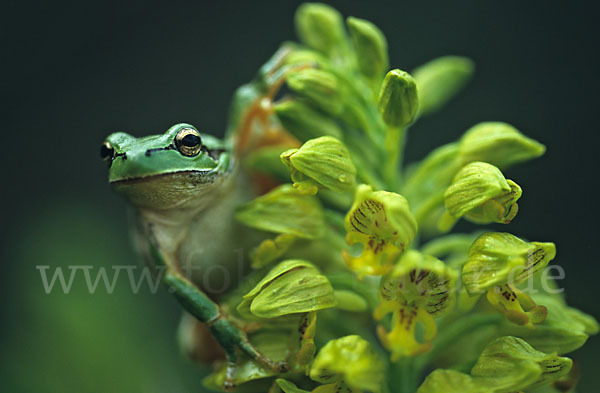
[100,50,294,389]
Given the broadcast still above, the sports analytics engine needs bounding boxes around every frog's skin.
[101,66,291,388]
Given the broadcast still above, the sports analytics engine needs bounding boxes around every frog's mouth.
[109,169,216,186]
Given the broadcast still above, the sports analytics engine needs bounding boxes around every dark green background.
[2,1,598,392]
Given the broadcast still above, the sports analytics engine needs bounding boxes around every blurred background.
[2,0,598,392]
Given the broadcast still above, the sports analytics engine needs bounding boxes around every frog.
[100,46,298,390]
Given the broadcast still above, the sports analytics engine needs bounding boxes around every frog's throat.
[110,169,229,211]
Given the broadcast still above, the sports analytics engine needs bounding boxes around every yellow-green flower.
[439,162,522,231]
[343,184,417,276]
[462,232,556,326]
[309,335,385,393]
[374,250,457,359]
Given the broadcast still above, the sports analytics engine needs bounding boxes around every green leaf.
[333,290,368,312]
[458,122,546,169]
[236,184,325,239]
[295,3,349,60]
[346,16,388,82]
[274,99,343,142]
[412,56,474,116]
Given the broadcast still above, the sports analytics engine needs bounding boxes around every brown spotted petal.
[344,184,417,276]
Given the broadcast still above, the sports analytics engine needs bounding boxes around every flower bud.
[344,184,417,276]
[235,184,325,239]
[287,68,344,115]
[462,232,557,295]
[274,99,343,142]
[471,336,573,391]
[296,312,317,369]
[440,162,522,230]
[378,69,419,128]
[250,233,297,268]
[295,3,349,59]
[412,56,474,116]
[281,136,356,195]
[309,335,385,393]
[346,16,388,82]
[238,259,336,318]
[458,122,546,169]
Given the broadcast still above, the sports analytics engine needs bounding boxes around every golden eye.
[175,128,202,157]
[100,141,115,162]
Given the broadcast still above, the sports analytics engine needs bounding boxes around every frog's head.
[101,123,232,210]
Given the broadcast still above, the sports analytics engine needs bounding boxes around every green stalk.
[383,125,404,191]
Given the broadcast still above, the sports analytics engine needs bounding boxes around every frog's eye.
[175,128,202,157]
[100,141,115,162]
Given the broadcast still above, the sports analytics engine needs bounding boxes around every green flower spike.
[375,250,457,360]
[412,56,474,117]
[236,184,325,239]
[471,336,573,392]
[462,232,557,326]
[309,335,386,393]
[343,184,418,276]
[238,259,336,319]
[281,136,357,195]
[458,122,546,169]
[439,161,522,231]
[378,69,419,128]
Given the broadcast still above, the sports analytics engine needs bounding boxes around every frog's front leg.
[149,237,287,390]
